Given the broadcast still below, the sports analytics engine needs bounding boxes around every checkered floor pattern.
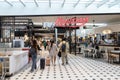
[9,54,120,80]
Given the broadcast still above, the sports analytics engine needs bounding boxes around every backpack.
[61,43,66,52]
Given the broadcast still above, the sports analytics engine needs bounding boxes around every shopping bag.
[46,57,50,66]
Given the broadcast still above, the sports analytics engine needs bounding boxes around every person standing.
[46,40,51,51]
[43,40,47,50]
[59,38,69,65]
[49,40,58,66]
[29,40,38,72]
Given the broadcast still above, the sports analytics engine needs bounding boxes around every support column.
[75,17,77,55]
[19,29,20,39]
[28,20,33,40]
[55,28,58,45]
[14,17,15,39]
[0,17,2,38]
[75,29,77,55]
[69,28,71,54]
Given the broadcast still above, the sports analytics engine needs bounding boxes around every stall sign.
[55,17,88,28]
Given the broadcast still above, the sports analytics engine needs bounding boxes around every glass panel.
[6,0,19,1]
[20,0,34,2]
[0,0,106,3]
[37,0,49,1]
[80,0,103,1]
[0,0,113,3]
[37,0,79,3]
[4,0,35,2]
[81,0,91,1]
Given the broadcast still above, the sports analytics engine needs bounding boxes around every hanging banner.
[55,17,88,28]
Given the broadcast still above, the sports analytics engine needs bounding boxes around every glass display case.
[13,39,24,48]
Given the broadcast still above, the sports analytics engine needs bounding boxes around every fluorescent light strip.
[73,0,81,7]
[49,0,51,7]
[61,0,65,7]
[85,0,95,8]
[34,0,39,7]
[97,0,109,8]
[19,0,26,7]
[109,0,120,8]
[4,0,13,6]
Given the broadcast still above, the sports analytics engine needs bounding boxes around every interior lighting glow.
[82,23,107,26]
[102,29,112,34]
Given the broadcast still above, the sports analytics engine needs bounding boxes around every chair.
[81,46,85,57]
[107,50,117,63]
[99,48,106,58]
[88,48,94,57]
[92,49,97,59]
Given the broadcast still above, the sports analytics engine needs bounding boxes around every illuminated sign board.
[55,17,88,28]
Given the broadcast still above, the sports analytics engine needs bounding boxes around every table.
[110,50,120,64]
[84,49,91,57]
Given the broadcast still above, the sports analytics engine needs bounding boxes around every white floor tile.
[8,54,120,80]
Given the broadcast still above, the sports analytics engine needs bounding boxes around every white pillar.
[55,28,58,45]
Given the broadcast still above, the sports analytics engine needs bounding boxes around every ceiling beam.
[4,0,13,6]
[97,0,109,8]
[49,0,51,8]
[19,0,26,7]
[85,0,95,8]
[109,0,120,8]
[61,0,65,7]
[73,0,80,8]
[34,0,39,7]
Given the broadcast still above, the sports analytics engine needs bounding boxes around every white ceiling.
[0,0,120,15]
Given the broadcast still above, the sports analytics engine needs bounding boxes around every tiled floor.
[9,54,120,80]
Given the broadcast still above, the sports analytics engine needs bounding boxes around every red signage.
[55,17,88,28]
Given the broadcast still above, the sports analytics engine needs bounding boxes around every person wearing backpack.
[59,38,69,65]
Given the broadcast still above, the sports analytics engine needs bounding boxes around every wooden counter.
[99,44,120,47]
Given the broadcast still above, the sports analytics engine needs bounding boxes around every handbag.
[58,51,61,57]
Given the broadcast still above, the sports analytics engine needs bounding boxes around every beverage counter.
[0,51,28,75]
[99,45,120,50]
